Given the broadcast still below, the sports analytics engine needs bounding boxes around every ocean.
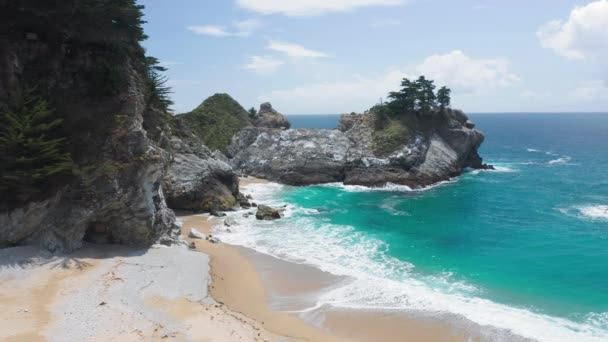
[218,113,608,341]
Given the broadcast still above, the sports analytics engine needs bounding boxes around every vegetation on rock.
[371,76,457,156]
[178,94,252,152]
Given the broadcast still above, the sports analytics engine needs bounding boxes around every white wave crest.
[527,148,541,152]
[321,180,457,193]
[548,156,572,165]
[578,205,608,221]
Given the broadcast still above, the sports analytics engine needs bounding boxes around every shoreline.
[177,176,479,341]
[0,176,518,341]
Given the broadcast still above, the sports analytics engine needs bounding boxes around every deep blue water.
[222,113,608,341]
[287,114,341,129]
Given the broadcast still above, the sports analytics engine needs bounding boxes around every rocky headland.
[228,106,491,188]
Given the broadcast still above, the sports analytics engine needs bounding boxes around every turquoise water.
[221,113,608,341]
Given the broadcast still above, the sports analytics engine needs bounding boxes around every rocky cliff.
[228,106,491,188]
[0,1,241,252]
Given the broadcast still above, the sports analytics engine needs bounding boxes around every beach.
[0,176,474,341]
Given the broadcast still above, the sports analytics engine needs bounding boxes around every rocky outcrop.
[163,134,239,212]
[253,102,290,129]
[228,109,491,188]
[255,205,282,220]
[0,2,182,251]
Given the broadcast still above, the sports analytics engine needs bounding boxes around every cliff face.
[0,2,239,251]
[162,118,239,212]
[228,106,490,187]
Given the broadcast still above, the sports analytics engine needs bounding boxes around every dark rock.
[253,102,290,129]
[255,205,282,220]
[236,192,252,209]
[210,209,227,217]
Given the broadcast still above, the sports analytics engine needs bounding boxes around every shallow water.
[220,113,608,341]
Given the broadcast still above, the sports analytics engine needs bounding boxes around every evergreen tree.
[437,86,451,110]
[388,78,417,113]
[248,107,257,119]
[145,57,173,110]
[0,88,72,201]
[415,76,436,113]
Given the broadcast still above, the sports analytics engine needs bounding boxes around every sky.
[140,0,608,114]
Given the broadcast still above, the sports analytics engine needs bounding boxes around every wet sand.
[177,176,476,341]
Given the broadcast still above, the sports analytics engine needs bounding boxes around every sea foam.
[216,181,608,342]
[577,205,608,221]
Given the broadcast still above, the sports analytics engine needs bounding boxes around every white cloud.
[414,50,520,92]
[569,80,608,100]
[244,55,285,74]
[234,19,263,37]
[188,19,262,37]
[267,40,329,58]
[237,0,404,16]
[188,25,230,37]
[258,51,519,113]
[537,0,608,60]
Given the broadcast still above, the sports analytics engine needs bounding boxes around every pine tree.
[0,88,72,201]
[248,107,257,119]
[145,57,174,110]
[437,86,451,110]
[415,76,436,114]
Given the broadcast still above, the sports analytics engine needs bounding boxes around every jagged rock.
[188,228,206,239]
[254,102,290,129]
[256,205,282,220]
[236,192,252,209]
[228,109,488,188]
[163,135,239,212]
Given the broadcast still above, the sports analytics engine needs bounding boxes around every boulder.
[206,235,221,244]
[163,133,240,213]
[256,205,282,221]
[188,228,206,239]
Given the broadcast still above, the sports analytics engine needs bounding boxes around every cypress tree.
[0,88,72,201]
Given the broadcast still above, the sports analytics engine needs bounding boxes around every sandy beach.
[0,176,477,341]
[177,177,478,342]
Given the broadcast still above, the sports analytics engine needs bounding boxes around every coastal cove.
[218,113,608,342]
[2,2,608,341]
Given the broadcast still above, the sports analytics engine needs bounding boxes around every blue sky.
[140,0,608,114]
